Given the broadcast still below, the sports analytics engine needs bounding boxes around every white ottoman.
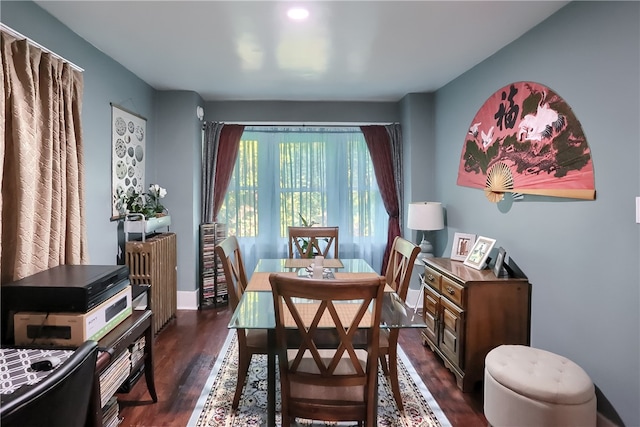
[484,345,596,427]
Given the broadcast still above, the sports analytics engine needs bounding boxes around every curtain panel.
[212,125,244,221]
[360,125,402,274]
[201,122,244,224]
[1,31,88,284]
[201,122,223,224]
[218,126,388,274]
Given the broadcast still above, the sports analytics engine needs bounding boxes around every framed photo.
[463,236,496,270]
[450,232,477,262]
[493,247,507,277]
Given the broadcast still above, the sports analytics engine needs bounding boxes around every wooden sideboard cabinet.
[421,257,531,392]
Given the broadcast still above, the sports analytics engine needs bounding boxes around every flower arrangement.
[115,184,167,219]
[147,184,167,215]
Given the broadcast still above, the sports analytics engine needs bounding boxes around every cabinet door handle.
[427,274,435,282]
[446,286,455,295]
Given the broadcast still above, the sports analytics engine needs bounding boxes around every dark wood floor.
[116,307,487,427]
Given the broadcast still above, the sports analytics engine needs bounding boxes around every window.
[218,126,388,272]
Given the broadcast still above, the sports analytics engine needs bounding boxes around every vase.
[124,215,171,239]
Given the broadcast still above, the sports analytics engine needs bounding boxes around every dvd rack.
[199,223,228,308]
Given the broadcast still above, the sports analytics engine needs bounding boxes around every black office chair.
[0,340,99,427]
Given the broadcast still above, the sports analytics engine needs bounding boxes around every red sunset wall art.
[457,81,596,202]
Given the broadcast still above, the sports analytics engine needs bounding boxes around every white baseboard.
[177,289,199,310]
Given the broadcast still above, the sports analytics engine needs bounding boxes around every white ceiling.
[36,1,569,102]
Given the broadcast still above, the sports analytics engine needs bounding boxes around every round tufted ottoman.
[484,345,596,427]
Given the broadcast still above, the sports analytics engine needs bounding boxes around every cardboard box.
[14,286,132,346]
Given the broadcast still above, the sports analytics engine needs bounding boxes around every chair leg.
[233,351,250,409]
[281,413,291,426]
[388,346,403,411]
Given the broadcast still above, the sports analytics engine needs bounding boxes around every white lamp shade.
[407,202,444,231]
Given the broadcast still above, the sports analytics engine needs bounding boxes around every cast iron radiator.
[125,232,177,335]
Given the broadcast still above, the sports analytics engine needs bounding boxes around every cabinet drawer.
[423,265,442,292]
[439,297,464,368]
[441,276,464,307]
[422,286,439,344]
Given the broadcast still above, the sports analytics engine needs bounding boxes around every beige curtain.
[1,31,88,284]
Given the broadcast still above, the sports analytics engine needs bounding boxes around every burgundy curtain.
[202,123,244,223]
[361,125,401,274]
[212,125,244,221]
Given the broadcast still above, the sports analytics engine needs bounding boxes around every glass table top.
[254,258,375,273]
[230,259,426,330]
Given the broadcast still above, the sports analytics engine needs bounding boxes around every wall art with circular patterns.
[457,81,595,202]
[111,103,146,218]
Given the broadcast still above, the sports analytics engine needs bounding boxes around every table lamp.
[407,202,444,258]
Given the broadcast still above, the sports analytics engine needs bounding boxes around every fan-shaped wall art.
[457,81,595,202]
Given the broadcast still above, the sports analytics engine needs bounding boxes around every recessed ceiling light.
[287,7,309,21]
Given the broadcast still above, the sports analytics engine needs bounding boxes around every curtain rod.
[1,23,84,72]
[205,121,397,126]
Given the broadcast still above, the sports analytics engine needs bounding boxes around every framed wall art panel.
[111,103,146,218]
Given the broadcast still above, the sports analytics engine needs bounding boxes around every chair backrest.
[384,236,420,302]
[288,226,339,258]
[0,340,99,427]
[214,235,249,310]
[269,273,385,425]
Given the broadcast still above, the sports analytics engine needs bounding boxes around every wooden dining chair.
[214,235,268,410]
[269,273,386,427]
[379,236,420,411]
[288,226,339,258]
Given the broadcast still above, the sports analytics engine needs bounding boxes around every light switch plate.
[636,197,640,224]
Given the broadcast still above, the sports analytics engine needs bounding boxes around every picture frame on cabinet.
[493,247,507,277]
[463,235,496,270]
[451,232,477,261]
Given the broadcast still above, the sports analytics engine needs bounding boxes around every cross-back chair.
[287,226,339,259]
[269,273,386,427]
[214,235,268,410]
[380,236,420,411]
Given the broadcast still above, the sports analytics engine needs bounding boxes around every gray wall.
[155,91,204,293]
[3,1,639,424]
[206,100,399,124]
[433,2,639,425]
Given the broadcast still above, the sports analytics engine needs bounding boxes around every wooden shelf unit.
[199,223,228,308]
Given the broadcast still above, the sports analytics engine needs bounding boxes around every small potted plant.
[146,184,168,218]
[114,184,167,219]
[116,184,170,238]
[297,213,327,258]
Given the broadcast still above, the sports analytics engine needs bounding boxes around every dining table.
[228,258,426,427]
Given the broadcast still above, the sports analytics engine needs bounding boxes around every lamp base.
[419,238,434,258]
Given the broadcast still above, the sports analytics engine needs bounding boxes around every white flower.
[148,184,167,198]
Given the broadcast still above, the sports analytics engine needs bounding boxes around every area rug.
[187,331,452,427]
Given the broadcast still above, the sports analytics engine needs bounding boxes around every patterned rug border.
[187,331,452,427]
